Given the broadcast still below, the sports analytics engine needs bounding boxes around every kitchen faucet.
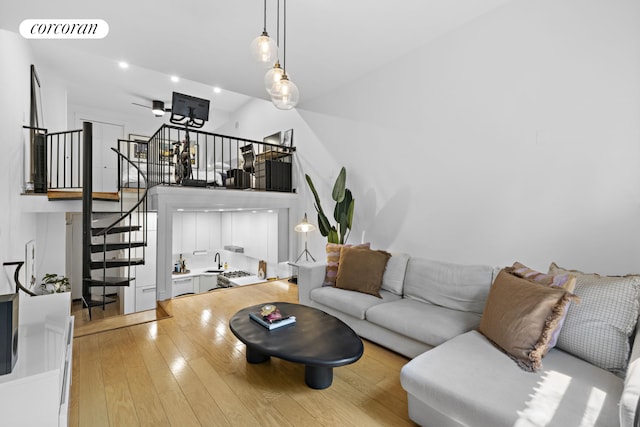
[214,252,222,269]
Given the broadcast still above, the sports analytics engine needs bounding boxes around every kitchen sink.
[205,269,224,273]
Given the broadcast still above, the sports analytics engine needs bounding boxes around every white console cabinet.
[0,292,73,426]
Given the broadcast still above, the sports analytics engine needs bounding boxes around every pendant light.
[264,0,284,95]
[270,0,299,109]
[249,0,277,67]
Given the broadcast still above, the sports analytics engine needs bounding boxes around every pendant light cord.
[276,0,280,48]
[263,0,267,32]
[283,0,287,73]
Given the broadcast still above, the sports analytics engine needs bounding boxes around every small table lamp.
[294,213,316,262]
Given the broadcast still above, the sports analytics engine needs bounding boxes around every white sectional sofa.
[297,255,640,427]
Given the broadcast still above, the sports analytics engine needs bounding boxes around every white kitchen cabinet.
[173,212,197,254]
[199,274,218,293]
[172,276,194,297]
[223,210,285,263]
[172,211,183,254]
[136,285,156,311]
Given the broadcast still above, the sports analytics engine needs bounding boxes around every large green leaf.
[332,167,346,203]
[328,228,339,244]
[306,174,325,212]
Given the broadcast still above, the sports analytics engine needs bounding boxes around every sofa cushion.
[366,298,481,347]
[310,286,401,320]
[549,263,640,377]
[404,258,494,314]
[479,270,575,372]
[400,330,623,427]
[322,242,370,287]
[381,253,410,295]
[506,261,577,350]
[335,247,391,298]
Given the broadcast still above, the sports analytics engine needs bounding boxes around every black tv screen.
[171,92,210,121]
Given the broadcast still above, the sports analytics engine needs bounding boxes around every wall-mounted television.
[170,92,210,128]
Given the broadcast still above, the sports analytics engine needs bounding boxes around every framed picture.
[189,142,199,169]
[282,129,294,147]
[263,132,281,146]
[128,134,149,159]
[25,240,37,293]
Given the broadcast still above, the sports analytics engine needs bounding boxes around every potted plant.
[41,273,71,293]
[305,166,355,244]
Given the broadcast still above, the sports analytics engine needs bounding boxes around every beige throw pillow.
[479,270,576,372]
[335,247,391,298]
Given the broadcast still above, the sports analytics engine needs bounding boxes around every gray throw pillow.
[549,263,640,377]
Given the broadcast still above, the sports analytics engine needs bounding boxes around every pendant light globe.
[271,73,299,110]
[250,31,278,67]
[264,61,285,94]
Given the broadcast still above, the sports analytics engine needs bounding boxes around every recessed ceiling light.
[213,87,222,94]
[118,61,129,69]
[218,209,224,212]
[170,75,179,83]
[177,208,184,211]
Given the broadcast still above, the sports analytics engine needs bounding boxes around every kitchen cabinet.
[173,211,221,254]
[221,210,288,263]
[135,285,156,311]
[199,274,218,293]
[173,212,196,254]
[172,276,194,297]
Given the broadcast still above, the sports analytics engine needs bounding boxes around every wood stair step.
[48,190,119,201]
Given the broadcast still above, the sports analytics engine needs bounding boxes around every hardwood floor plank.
[99,330,140,426]
[189,357,262,426]
[117,328,170,427]
[70,281,417,426]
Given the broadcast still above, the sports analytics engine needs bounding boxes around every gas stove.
[217,270,252,287]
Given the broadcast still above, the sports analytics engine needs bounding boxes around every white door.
[80,119,123,192]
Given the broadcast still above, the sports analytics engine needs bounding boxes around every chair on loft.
[241,144,255,174]
[226,145,254,190]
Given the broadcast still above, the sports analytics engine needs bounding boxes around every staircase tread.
[87,276,134,286]
[90,241,146,252]
[84,296,117,307]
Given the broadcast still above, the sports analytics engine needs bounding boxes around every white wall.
[227,0,640,275]
[0,30,37,293]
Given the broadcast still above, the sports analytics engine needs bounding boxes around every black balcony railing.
[139,124,294,192]
[24,123,295,194]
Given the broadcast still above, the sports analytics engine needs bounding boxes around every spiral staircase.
[80,122,149,320]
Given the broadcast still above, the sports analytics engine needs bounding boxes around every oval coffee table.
[229,302,364,389]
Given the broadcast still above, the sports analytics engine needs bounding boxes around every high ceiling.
[0,0,511,115]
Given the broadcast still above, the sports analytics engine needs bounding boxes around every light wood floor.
[69,280,415,426]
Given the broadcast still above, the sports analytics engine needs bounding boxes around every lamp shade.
[271,74,299,110]
[264,61,285,95]
[249,32,278,67]
[151,100,165,117]
[294,213,316,233]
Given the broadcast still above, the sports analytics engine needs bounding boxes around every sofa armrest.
[620,325,640,426]
[297,262,326,305]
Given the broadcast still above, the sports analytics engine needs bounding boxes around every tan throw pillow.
[505,261,577,350]
[322,242,370,287]
[479,270,576,372]
[335,247,391,298]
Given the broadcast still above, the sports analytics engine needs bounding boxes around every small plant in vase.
[41,273,71,293]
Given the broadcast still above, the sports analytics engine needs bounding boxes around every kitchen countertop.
[170,268,268,286]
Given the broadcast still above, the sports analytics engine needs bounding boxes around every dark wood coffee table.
[229,302,364,389]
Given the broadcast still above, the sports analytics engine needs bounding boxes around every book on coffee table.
[249,311,296,330]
